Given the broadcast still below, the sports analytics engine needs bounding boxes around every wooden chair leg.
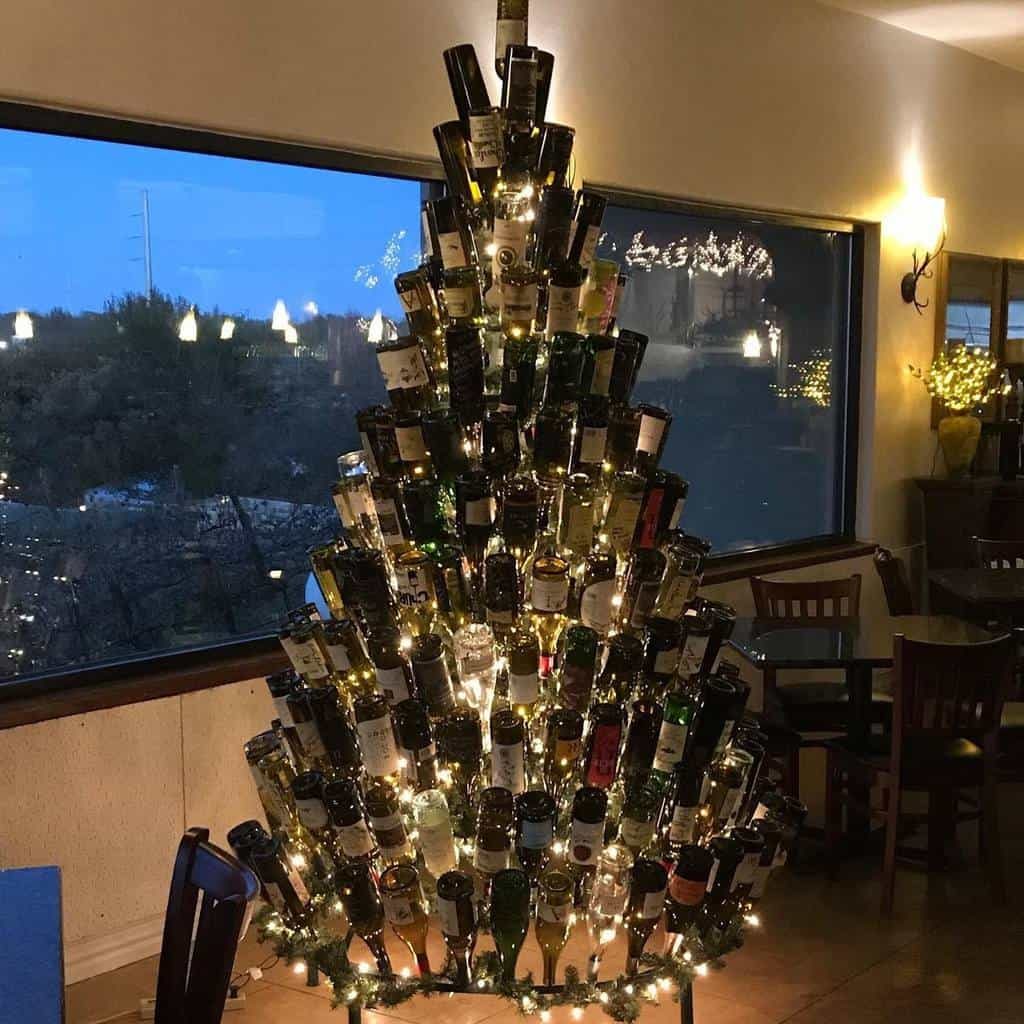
[880,777,899,917]
[981,748,1006,904]
[824,753,841,880]
[927,788,954,871]
[783,746,801,800]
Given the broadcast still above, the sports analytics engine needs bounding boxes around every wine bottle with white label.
[468,106,505,197]
[624,857,668,973]
[495,0,528,77]
[441,264,484,325]
[651,684,697,789]
[500,263,540,338]
[429,196,476,272]
[286,688,328,770]
[245,731,296,831]
[250,834,312,927]
[324,776,379,864]
[375,335,434,414]
[353,693,401,781]
[700,834,746,937]
[412,788,458,878]
[394,699,439,792]
[536,869,573,985]
[604,403,641,474]
[366,627,415,708]
[579,543,617,637]
[490,709,527,794]
[617,781,660,857]
[571,396,609,482]
[394,267,441,341]
[545,262,586,337]
[289,771,339,875]
[633,403,671,474]
[455,470,496,578]
[366,782,416,866]
[528,554,570,676]
[634,470,688,550]
[514,790,556,887]
[603,471,645,559]
[380,863,431,975]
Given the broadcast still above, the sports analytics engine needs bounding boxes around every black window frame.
[0,105,862,705]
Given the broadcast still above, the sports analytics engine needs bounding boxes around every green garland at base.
[255,905,747,1022]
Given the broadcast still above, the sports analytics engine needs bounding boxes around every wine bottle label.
[398,287,423,314]
[577,424,608,466]
[249,768,291,826]
[272,694,295,727]
[374,665,411,705]
[438,230,468,270]
[491,741,526,793]
[714,719,737,756]
[436,894,463,937]
[356,716,401,777]
[465,496,496,526]
[538,900,571,924]
[637,414,667,455]
[325,642,351,672]
[520,818,554,849]
[554,736,582,765]
[507,671,540,704]
[495,17,527,63]
[652,720,689,774]
[705,860,719,893]
[417,822,456,873]
[561,662,593,711]
[291,641,330,680]
[618,815,654,850]
[590,348,614,396]
[262,882,288,916]
[332,490,353,526]
[395,425,428,462]
[606,495,643,550]
[546,283,582,334]
[580,578,615,633]
[501,281,539,320]
[396,566,432,608]
[636,488,664,548]
[570,817,604,866]
[421,210,434,257]
[286,863,310,904]
[493,216,529,279]
[749,864,771,899]
[531,575,569,612]
[669,804,698,844]
[469,111,504,168]
[720,786,744,827]
[653,646,680,675]
[444,284,476,319]
[294,721,327,760]
[668,496,685,531]
[669,874,706,907]
[377,345,430,391]
[630,582,661,628]
[576,224,601,269]
[586,724,621,787]
[383,893,417,926]
[372,497,406,546]
[734,851,760,889]
[563,503,594,552]
[370,811,404,840]
[657,575,693,619]
[592,876,628,917]
[641,887,667,919]
[679,634,710,677]
[475,844,510,874]
[338,820,377,858]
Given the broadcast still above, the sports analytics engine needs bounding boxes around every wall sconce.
[891,193,946,315]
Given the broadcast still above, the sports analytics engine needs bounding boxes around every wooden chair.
[970,535,1024,569]
[825,633,1013,915]
[874,546,915,616]
[751,573,862,619]
[154,828,260,1024]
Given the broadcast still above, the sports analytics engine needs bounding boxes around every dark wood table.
[0,866,64,1023]
[929,568,1024,625]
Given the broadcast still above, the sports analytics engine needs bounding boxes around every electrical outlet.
[139,993,245,1019]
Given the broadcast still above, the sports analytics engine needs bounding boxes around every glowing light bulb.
[220,317,236,340]
[284,323,299,345]
[742,332,762,359]
[13,310,33,340]
[293,961,307,975]
[367,309,385,344]
[178,308,198,343]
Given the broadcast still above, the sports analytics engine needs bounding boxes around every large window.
[595,191,859,554]
[0,112,435,682]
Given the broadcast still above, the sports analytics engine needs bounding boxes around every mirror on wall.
[935,253,1001,354]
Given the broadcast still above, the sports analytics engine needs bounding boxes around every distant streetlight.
[13,311,33,340]
[742,331,762,359]
[284,323,299,345]
[367,309,385,344]
[220,318,236,340]
[178,308,198,343]
[272,300,290,331]
[304,300,319,316]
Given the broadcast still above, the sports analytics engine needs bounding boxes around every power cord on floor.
[87,1011,137,1024]
[228,953,279,999]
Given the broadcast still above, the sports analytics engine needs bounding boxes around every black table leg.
[348,1003,361,1024]
[680,983,694,1024]
[845,663,873,840]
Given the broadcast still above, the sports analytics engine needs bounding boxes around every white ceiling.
[822,1,1024,71]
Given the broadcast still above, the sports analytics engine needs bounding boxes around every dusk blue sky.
[0,128,421,321]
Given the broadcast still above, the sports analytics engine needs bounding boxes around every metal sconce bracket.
[901,232,947,314]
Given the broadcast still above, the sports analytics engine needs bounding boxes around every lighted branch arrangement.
[228,4,805,1021]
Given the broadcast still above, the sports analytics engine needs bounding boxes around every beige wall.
[1,0,1021,977]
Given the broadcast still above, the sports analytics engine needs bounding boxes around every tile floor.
[68,790,1024,1024]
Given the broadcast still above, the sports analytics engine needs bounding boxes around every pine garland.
[254,903,747,1022]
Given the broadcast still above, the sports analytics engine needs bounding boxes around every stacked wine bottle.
[230,2,806,1013]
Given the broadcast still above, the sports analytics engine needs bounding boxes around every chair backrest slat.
[970,536,1024,570]
[155,829,260,1024]
[891,634,1012,746]
[751,574,862,621]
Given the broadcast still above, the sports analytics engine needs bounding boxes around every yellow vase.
[937,414,981,478]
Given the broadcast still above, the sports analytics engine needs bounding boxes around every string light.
[624,229,774,279]
[909,345,1008,413]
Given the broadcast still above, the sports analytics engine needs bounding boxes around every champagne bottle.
[567,786,608,903]
[620,699,662,796]
[583,702,625,791]
[529,554,570,676]
[663,845,714,955]
[376,335,435,414]
[560,624,599,712]
[353,693,402,781]
[412,789,458,879]
[490,868,531,981]
[395,699,439,792]
[436,871,477,987]
[366,782,416,865]
[514,790,557,887]
[585,840,633,981]
[380,863,432,975]
[491,709,527,794]
[411,634,457,723]
[367,626,415,707]
[625,858,668,973]
[324,777,379,863]
[251,834,312,928]
[536,869,574,985]
[337,861,393,974]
